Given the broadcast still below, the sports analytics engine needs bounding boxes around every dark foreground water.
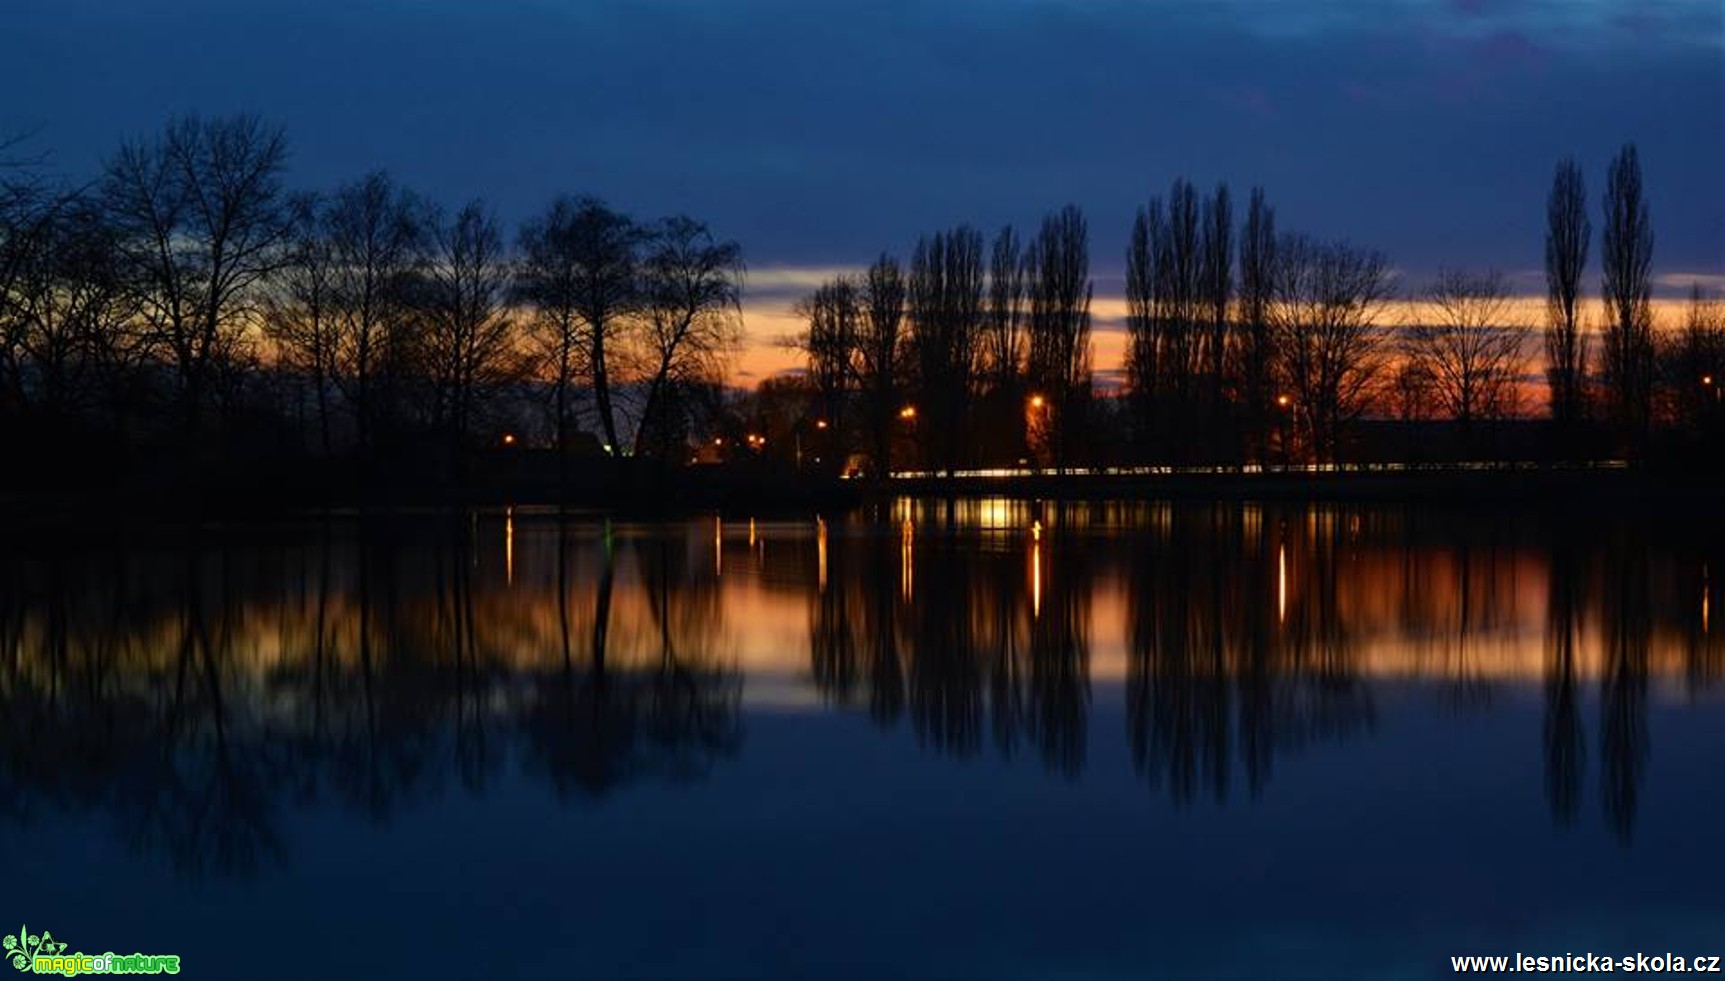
[3,500,1723,979]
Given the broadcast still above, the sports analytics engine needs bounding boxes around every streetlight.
[1275,395,1293,467]
[501,432,517,447]
[815,418,829,430]
[1026,394,1052,471]
[899,405,917,420]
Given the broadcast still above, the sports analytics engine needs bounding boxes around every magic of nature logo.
[4,926,179,976]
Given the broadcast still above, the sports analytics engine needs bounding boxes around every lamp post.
[1275,394,1293,468]
[896,405,918,476]
[1027,393,1050,472]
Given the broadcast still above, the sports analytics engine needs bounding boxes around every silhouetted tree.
[796,275,860,470]
[1405,269,1528,430]
[1200,183,1233,458]
[1126,179,1205,461]
[1166,181,1205,438]
[1124,202,1160,456]
[856,254,907,476]
[1600,144,1654,455]
[264,193,340,453]
[421,201,519,464]
[1023,205,1093,470]
[634,216,743,458]
[3,195,136,426]
[982,226,1026,390]
[322,172,430,451]
[1236,188,1278,461]
[970,228,1029,465]
[103,115,290,438]
[1268,235,1393,462]
[517,197,638,457]
[1388,359,1437,431]
[0,178,55,419]
[1544,157,1590,438]
[907,227,985,475]
[1667,285,1723,439]
[516,200,585,467]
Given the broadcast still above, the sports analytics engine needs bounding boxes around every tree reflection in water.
[806,499,1718,827]
[0,513,743,877]
[0,502,1719,877]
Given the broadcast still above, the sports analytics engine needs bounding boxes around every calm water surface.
[3,500,1723,978]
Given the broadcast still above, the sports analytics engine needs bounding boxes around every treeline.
[0,115,746,495]
[4,117,1721,499]
[781,145,1723,476]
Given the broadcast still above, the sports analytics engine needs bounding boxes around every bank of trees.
[3,115,1718,492]
[794,186,1407,472]
[786,143,1717,475]
[0,115,746,490]
[792,208,1095,475]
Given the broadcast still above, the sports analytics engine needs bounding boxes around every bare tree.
[263,193,340,453]
[7,197,137,420]
[907,226,985,475]
[634,216,743,458]
[982,227,1025,390]
[1543,157,1590,432]
[1405,269,1528,427]
[516,199,583,462]
[322,171,429,451]
[516,198,638,456]
[1236,187,1277,461]
[1600,143,1654,452]
[103,115,290,435]
[1124,202,1160,454]
[856,254,907,476]
[1668,284,1723,432]
[1389,358,1437,422]
[1023,205,1093,470]
[1200,183,1233,404]
[1162,180,1205,407]
[0,184,55,415]
[1125,179,1205,461]
[1268,234,1394,462]
[421,200,519,460]
[0,132,58,416]
[796,275,860,465]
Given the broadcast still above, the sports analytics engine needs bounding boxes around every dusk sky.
[5,0,1721,378]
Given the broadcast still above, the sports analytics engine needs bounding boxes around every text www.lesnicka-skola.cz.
[1452,953,1722,973]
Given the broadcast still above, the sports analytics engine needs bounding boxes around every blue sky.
[4,0,1720,320]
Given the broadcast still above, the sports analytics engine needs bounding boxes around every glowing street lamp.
[899,405,917,420]
[1029,394,1046,410]
[501,432,517,447]
[1274,395,1294,467]
[815,418,829,430]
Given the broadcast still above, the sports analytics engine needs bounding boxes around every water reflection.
[0,500,1720,879]
[804,499,1720,823]
[0,515,743,877]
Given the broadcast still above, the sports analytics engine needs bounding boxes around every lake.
[3,499,1722,978]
